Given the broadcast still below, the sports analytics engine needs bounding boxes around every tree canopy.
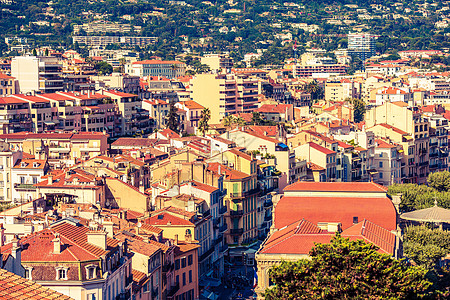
[265,235,431,300]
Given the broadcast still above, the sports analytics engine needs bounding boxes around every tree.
[404,225,450,270]
[222,115,235,129]
[198,107,211,136]
[234,116,246,127]
[265,235,431,300]
[351,98,366,123]
[305,80,324,101]
[94,61,113,75]
[251,112,264,125]
[428,171,450,192]
[166,102,179,133]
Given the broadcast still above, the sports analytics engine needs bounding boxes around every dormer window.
[85,264,97,280]
[21,162,27,168]
[56,267,68,280]
[24,267,33,280]
[33,162,39,168]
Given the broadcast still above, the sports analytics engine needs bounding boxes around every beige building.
[190,73,259,124]
[324,79,359,102]
[0,73,15,96]
[366,102,430,183]
[200,54,233,72]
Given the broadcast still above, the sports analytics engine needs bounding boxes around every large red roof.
[274,196,396,231]
[284,181,388,192]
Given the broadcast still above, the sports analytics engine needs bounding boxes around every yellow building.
[190,73,258,124]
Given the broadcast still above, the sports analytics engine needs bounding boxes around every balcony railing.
[199,246,215,262]
[219,206,227,215]
[264,215,272,222]
[230,228,244,235]
[219,224,228,233]
[230,210,244,217]
[14,183,36,190]
[220,244,229,253]
[263,200,273,208]
[167,283,180,298]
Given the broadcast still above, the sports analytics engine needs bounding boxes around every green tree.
[251,112,264,125]
[198,107,211,136]
[351,98,366,123]
[222,115,235,129]
[404,225,450,270]
[94,61,113,75]
[428,171,450,192]
[265,235,431,300]
[305,80,324,101]
[32,48,37,56]
[166,102,179,133]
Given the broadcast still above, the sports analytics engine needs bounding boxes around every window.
[86,265,96,280]
[176,275,179,285]
[379,162,383,168]
[181,257,186,268]
[175,259,180,270]
[87,294,96,300]
[353,216,358,224]
[24,267,32,280]
[183,273,186,286]
[188,255,193,266]
[189,270,192,283]
[56,267,68,280]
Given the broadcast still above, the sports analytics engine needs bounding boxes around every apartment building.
[190,73,259,124]
[424,114,449,172]
[293,142,337,182]
[0,97,33,134]
[125,60,186,79]
[373,139,403,185]
[0,73,15,96]
[174,100,204,135]
[11,56,63,94]
[72,36,157,47]
[91,73,141,95]
[374,87,413,106]
[366,102,430,183]
[0,132,108,167]
[200,54,233,72]
[324,79,359,102]
[73,21,141,34]
[347,32,377,61]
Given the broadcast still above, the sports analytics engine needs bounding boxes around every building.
[0,220,132,300]
[72,36,157,47]
[200,54,233,72]
[0,73,15,96]
[190,73,259,124]
[347,32,377,61]
[92,73,141,95]
[254,182,399,300]
[11,56,63,94]
[0,269,74,300]
[125,60,186,79]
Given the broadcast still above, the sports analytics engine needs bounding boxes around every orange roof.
[0,73,14,79]
[0,97,28,105]
[0,269,73,300]
[308,142,336,155]
[256,104,293,114]
[179,100,204,110]
[145,213,194,226]
[375,139,396,149]
[378,87,408,95]
[183,180,218,193]
[207,162,250,180]
[377,123,408,135]
[274,195,396,231]
[284,181,388,193]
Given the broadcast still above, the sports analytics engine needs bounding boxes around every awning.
[260,163,269,168]
[44,122,55,126]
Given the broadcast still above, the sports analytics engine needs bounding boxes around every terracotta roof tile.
[0,269,73,300]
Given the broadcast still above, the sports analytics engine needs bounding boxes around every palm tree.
[198,108,211,136]
[234,116,246,128]
[222,115,235,129]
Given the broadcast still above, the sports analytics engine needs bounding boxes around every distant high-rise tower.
[347,32,377,61]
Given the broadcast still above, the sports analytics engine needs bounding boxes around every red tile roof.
[159,128,181,139]
[0,97,28,105]
[207,162,250,180]
[376,123,408,135]
[132,60,184,65]
[0,269,73,300]
[246,125,279,137]
[274,196,396,231]
[284,181,388,192]
[0,73,14,79]
[144,213,194,226]
[256,104,293,114]
[375,139,396,149]
[179,100,204,110]
[308,142,336,155]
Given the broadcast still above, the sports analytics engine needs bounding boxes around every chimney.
[136,221,142,235]
[102,220,114,238]
[174,234,178,245]
[53,233,62,254]
[47,175,53,185]
[11,235,20,259]
[87,225,107,250]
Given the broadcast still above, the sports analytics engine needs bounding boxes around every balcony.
[199,246,215,262]
[230,187,260,199]
[264,215,272,222]
[430,164,439,169]
[429,152,439,158]
[219,224,228,233]
[263,200,273,208]
[418,161,428,167]
[14,183,36,190]
[230,228,244,235]
[220,244,229,253]
[430,141,438,147]
[219,206,227,215]
[230,210,244,217]
[440,151,449,158]
[167,283,180,298]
